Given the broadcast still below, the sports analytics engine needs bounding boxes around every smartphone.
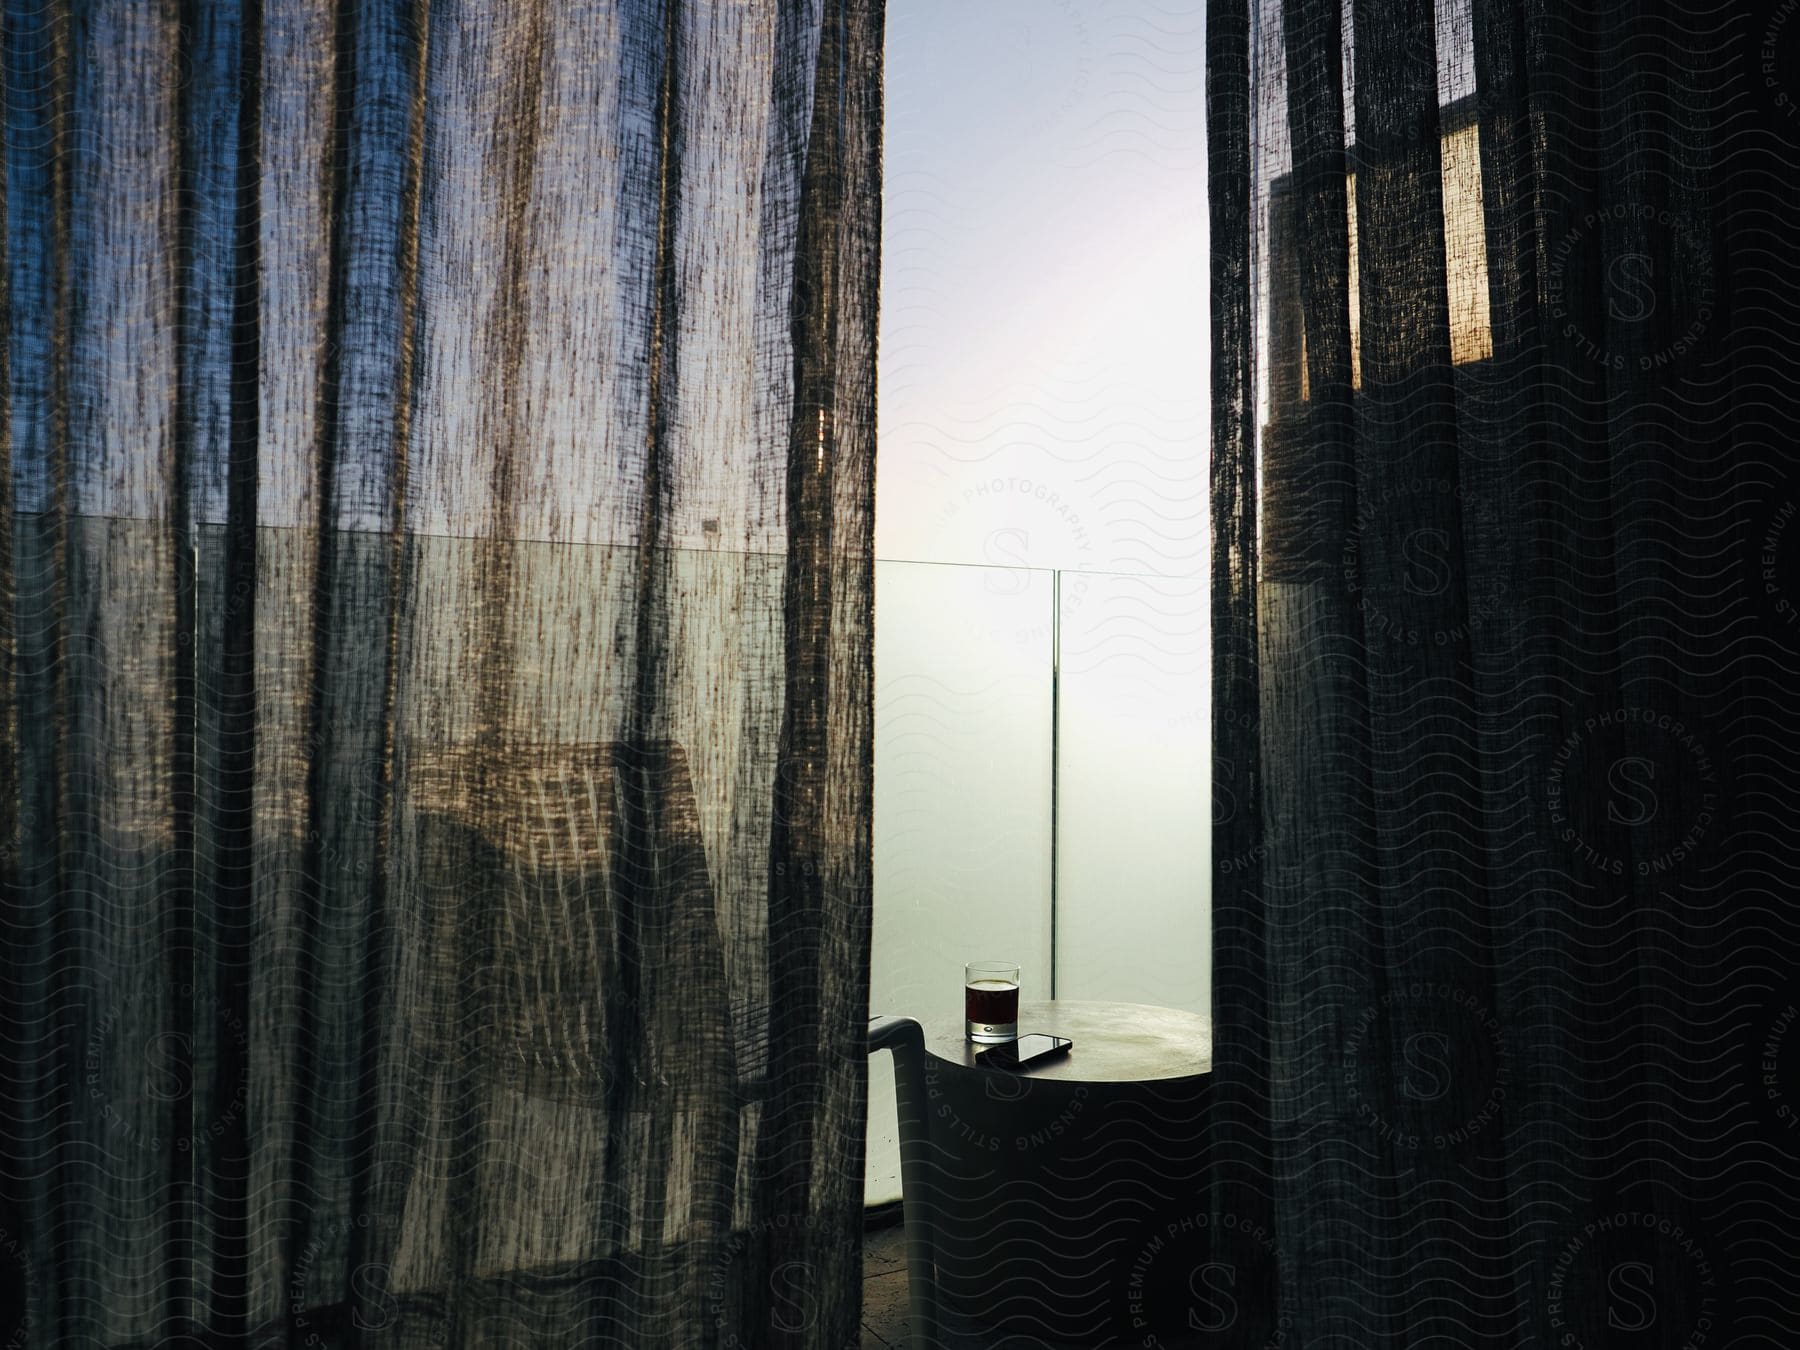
[977,1033,1073,1071]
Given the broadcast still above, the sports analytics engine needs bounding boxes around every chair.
[867,1015,941,1350]
[867,1002,1218,1350]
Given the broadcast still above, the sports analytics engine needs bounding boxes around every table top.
[921,999,1213,1085]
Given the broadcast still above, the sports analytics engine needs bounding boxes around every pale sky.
[876,0,1210,579]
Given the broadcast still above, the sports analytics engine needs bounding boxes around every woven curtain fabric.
[0,1,881,1346]
[1211,0,1800,1345]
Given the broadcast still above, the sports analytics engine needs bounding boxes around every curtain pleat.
[0,1,880,1345]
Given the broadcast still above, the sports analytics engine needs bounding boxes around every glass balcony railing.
[866,558,1208,1204]
[154,520,1202,1210]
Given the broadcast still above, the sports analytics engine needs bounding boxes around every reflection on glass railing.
[871,559,1057,1022]
[866,558,1057,1204]
[1053,570,1209,1016]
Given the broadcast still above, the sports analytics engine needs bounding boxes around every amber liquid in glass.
[965,979,1019,1044]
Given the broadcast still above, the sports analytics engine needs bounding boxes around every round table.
[922,998,1213,1082]
[913,1000,1224,1348]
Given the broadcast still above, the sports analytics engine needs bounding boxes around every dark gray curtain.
[0,0,881,1346]
[1212,0,1800,1345]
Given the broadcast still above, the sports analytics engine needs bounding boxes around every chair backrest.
[867,1015,940,1350]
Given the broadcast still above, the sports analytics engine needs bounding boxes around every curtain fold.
[0,1,881,1346]
[1213,0,1800,1344]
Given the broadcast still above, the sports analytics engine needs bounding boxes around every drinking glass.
[964,961,1021,1043]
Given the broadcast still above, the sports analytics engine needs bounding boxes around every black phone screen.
[978,1033,1072,1070]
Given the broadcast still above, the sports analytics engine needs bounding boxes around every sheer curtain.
[0,1,881,1346]
[1212,0,1800,1344]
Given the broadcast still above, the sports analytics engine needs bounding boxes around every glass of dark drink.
[964,961,1021,1043]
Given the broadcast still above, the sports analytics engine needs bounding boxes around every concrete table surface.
[922,998,1213,1084]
